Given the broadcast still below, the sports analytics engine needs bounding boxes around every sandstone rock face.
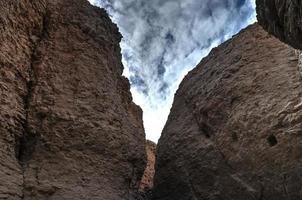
[0,0,146,199]
[153,24,302,200]
[140,140,156,191]
[256,0,302,49]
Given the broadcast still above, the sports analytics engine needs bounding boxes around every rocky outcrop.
[136,140,156,200]
[153,24,302,200]
[0,0,146,199]
[256,0,302,49]
[140,140,156,191]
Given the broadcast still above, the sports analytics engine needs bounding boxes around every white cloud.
[88,0,96,5]
[92,0,256,142]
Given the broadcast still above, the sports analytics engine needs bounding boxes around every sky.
[88,0,256,142]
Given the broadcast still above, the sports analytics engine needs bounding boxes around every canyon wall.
[256,0,302,49]
[153,24,302,200]
[0,0,146,199]
[2,1,302,200]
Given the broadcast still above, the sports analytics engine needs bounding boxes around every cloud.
[88,0,256,142]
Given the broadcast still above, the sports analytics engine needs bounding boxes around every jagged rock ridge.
[0,0,146,199]
[153,24,302,200]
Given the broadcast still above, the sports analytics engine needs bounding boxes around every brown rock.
[256,0,302,49]
[153,24,302,200]
[140,140,156,191]
[0,0,146,199]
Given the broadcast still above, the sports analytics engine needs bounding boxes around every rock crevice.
[17,9,50,165]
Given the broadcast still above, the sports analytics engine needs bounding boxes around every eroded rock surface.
[140,140,156,191]
[153,24,302,200]
[135,140,156,200]
[0,0,146,199]
[256,0,302,49]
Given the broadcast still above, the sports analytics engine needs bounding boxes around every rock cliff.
[153,24,302,200]
[256,0,302,49]
[0,0,146,199]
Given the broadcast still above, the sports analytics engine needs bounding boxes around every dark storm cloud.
[90,0,256,141]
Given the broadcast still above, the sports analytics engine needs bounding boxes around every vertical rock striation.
[0,0,146,199]
[153,24,302,200]
[256,0,302,49]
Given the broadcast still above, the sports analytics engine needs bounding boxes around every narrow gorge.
[0,0,301,200]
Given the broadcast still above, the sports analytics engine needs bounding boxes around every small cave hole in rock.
[267,134,278,147]
[231,132,238,142]
[15,123,38,164]
[199,122,212,138]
